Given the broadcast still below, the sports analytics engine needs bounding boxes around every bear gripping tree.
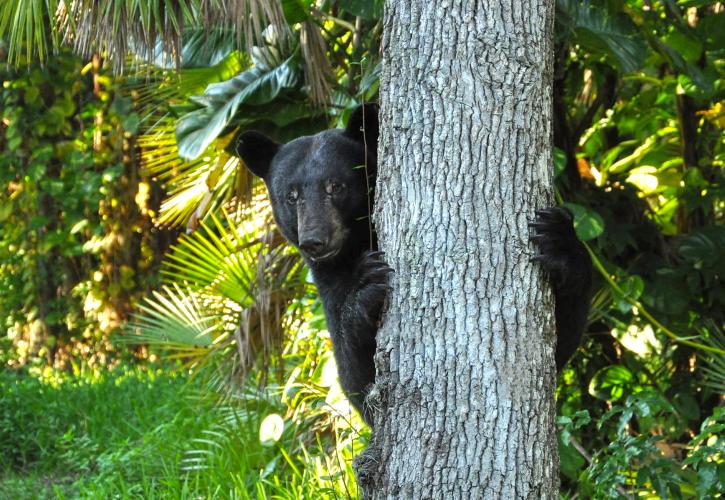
[358,0,560,497]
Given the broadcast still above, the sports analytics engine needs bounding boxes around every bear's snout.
[299,236,328,256]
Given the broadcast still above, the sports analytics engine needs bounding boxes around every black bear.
[236,103,592,426]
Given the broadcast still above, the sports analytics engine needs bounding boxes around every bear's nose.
[299,237,326,255]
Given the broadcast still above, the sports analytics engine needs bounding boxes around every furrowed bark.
[356,1,559,497]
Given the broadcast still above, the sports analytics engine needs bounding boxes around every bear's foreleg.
[333,251,392,425]
[529,207,593,369]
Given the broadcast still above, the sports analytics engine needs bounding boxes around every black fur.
[529,207,593,368]
[236,103,592,426]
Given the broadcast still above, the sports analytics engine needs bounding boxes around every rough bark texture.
[356,1,559,498]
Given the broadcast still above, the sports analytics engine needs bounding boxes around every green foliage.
[0,366,202,476]
[551,2,725,497]
[127,209,307,386]
[0,51,169,364]
[563,201,606,241]
[0,0,61,65]
[556,0,647,73]
[175,52,301,160]
[564,392,725,499]
[0,326,365,497]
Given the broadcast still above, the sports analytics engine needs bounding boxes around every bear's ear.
[344,103,379,150]
[235,131,279,179]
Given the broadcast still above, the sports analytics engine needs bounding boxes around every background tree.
[356,1,560,496]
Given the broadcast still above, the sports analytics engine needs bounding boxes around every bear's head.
[235,104,379,264]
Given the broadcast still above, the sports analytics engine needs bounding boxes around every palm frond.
[126,50,248,127]
[58,0,186,72]
[150,26,239,69]
[128,283,220,348]
[162,210,299,306]
[130,209,307,386]
[137,117,255,229]
[199,0,291,57]
[700,322,725,394]
[125,283,244,384]
[2,0,292,71]
[0,0,61,65]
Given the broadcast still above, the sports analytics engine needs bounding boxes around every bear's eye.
[286,189,298,205]
[326,182,344,196]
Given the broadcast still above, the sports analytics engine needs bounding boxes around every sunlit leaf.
[259,413,285,446]
[626,166,658,195]
[127,284,218,347]
[589,365,634,401]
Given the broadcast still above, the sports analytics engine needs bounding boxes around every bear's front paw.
[529,207,590,290]
[357,250,394,287]
[351,251,393,329]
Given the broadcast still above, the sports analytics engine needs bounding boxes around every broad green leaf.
[697,463,718,498]
[563,202,605,241]
[679,227,725,272]
[558,433,587,480]
[589,365,634,401]
[553,147,567,178]
[556,0,647,73]
[652,37,715,98]
[662,29,702,63]
[697,12,725,51]
[176,56,301,161]
[614,274,644,313]
[673,393,700,422]
[282,0,313,24]
[647,270,690,316]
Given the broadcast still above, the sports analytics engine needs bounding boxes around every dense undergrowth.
[0,358,368,499]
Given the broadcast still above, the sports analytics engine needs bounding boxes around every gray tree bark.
[356,1,559,498]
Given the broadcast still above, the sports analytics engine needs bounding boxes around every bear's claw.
[529,206,583,286]
[357,250,394,286]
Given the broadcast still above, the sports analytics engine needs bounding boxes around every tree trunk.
[356,1,559,497]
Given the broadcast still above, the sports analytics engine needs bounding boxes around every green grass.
[0,362,365,499]
[0,365,213,498]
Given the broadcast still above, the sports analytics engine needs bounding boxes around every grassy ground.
[0,366,212,498]
[0,364,363,499]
